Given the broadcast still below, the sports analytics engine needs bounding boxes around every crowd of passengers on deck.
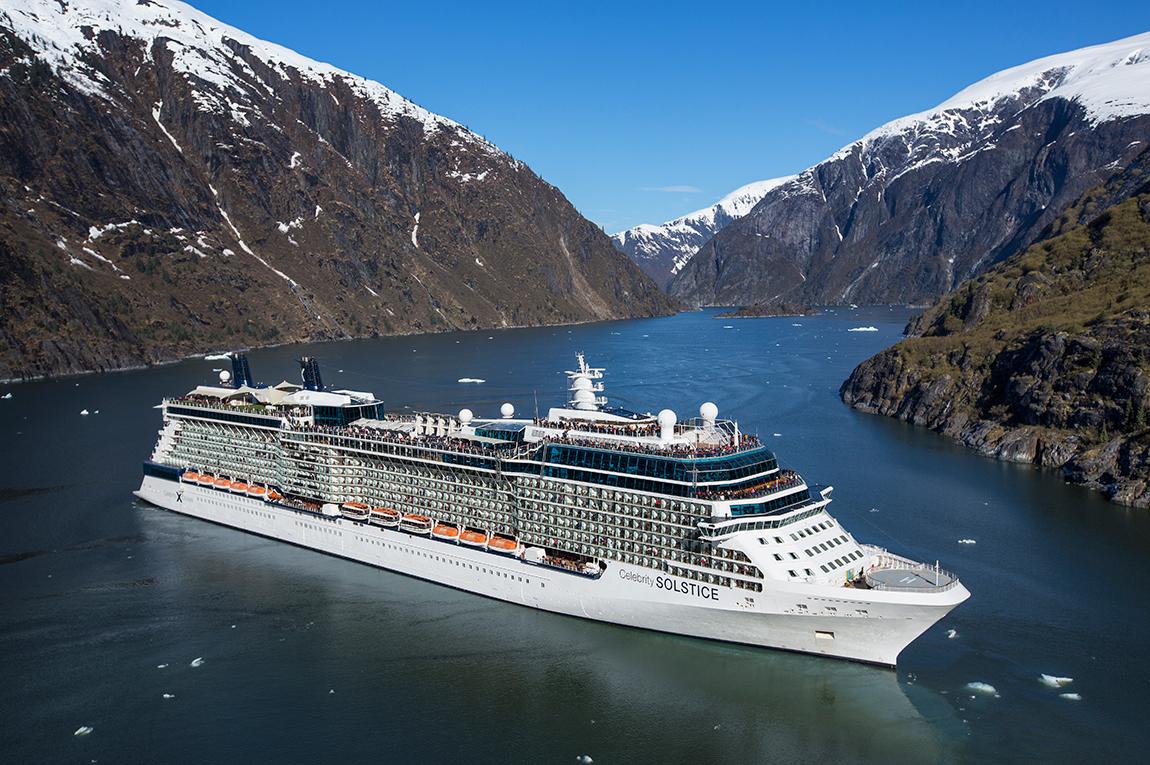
[693,470,804,502]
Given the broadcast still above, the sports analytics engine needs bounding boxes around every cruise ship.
[135,352,970,666]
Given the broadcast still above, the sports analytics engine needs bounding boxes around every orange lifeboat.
[432,523,460,542]
[341,502,370,521]
[400,514,433,534]
[230,481,249,493]
[460,529,489,547]
[247,484,267,498]
[370,507,401,527]
[487,535,520,555]
[197,474,216,486]
[182,470,200,482]
[213,476,231,489]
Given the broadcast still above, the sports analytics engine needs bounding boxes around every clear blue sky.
[194,0,1148,233]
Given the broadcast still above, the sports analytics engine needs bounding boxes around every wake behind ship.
[136,352,969,665]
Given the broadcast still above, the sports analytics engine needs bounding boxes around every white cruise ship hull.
[136,475,966,666]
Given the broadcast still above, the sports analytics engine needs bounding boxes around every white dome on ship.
[700,402,718,421]
[572,377,593,391]
[657,409,677,427]
[458,408,473,425]
[219,370,231,384]
[500,402,515,418]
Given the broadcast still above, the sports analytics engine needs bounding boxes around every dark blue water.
[2,308,1147,763]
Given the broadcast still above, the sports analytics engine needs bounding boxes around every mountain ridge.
[669,31,1150,308]
[0,0,676,380]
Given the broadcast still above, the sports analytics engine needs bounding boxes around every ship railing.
[860,544,962,592]
[163,396,280,418]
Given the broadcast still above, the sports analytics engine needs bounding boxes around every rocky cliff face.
[670,33,1150,309]
[611,177,794,289]
[0,0,675,380]
[841,157,1150,507]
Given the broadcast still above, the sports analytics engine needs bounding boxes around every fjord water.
[2,309,1147,764]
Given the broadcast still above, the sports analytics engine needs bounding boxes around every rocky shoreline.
[840,180,1150,509]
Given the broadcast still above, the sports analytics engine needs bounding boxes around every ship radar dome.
[657,409,677,441]
[572,377,593,391]
[573,388,596,409]
[500,402,515,418]
[700,402,718,422]
[219,369,232,384]
[458,408,473,425]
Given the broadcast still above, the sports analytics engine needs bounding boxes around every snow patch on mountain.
[2,0,499,153]
[831,31,1150,164]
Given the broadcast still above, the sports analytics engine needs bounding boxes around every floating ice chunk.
[80,409,90,416]
[772,433,782,437]
[1059,692,1082,701]
[947,629,958,639]
[576,756,593,764]
[1,392,11,399]
[190,657,205,668]
[1040,674,1074,688]
[847,326,879,332]
[869,507,879,513]
[791,323,802,326]
[162,693,175,699]
[157,664,168,669]
[958,539,977,544]
[457,378,486,384]
[964,682,998,696]
[203,352,231,361]
[329,689,335,694]
[74,726,93,736]
[723,325,734,329]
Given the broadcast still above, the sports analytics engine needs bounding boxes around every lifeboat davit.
[370,507,401,527]
[197,474,216,486]
[460,529,489,547]
[340,502,370,521]
[487,535,520,556]
[182,470,200,483]
[246,484,267,498]
[431,523,460,542]
[400,514,433,534]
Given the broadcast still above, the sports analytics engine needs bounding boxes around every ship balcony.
[853,545,962,593]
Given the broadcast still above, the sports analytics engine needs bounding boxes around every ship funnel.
[299,357,324,391]
[231,352,253,388]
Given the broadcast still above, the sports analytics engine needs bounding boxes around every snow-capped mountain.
[612,177,794,289]
[670,32,1150,307]
[0,0,673,379]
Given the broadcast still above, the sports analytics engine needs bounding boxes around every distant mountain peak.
[612,175,795,289]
